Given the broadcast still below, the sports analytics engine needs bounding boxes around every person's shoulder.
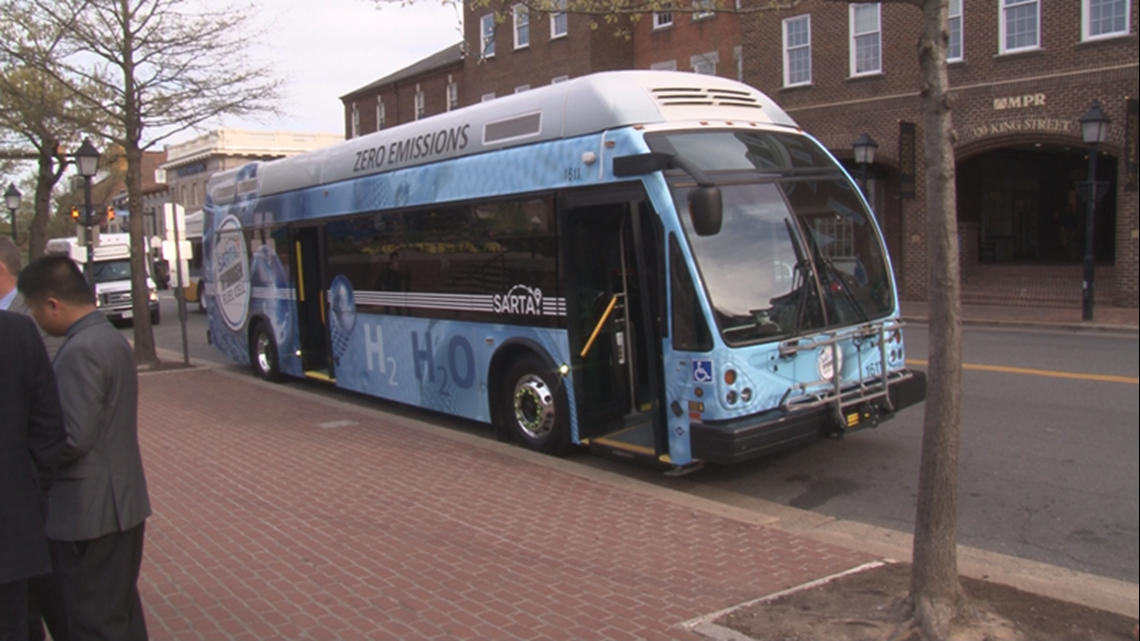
[0,309,37,336]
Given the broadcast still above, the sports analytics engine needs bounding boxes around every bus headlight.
[149,289,158,302]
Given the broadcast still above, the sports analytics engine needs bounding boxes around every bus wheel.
[251,323,283,382]
[503,354,568,456]
[197,282,208,314]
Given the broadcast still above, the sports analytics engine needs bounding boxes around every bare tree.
[2,0,281,366]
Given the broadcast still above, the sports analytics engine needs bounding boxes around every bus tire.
[250,322,283,382]
[502,353,569,456]
[196,281,207,314]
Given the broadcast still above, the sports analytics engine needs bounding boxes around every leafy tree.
[0,62,102,259]
[2,0,281,366]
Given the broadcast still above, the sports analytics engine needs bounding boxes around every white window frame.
[551,75,570,84]
[446,76,458,111]
[782,14,811,87]
[693,0,715,20]
[1082,0,1131,40]
[414,84,425,120]
[691,51,718,75]
[653,5,674,29]
[999,0,1040,54]
[515,84,531,93]
[376,100,386,131]
[513,5,530,50]
[481,92,496,102]
[849,3,882,77]
[481,14,496,58]
[350,103,360,138]
[650,60,678,71]
[948,0,963,62]
[551,0,568,39]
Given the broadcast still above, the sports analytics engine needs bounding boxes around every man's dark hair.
[17,255,95,306]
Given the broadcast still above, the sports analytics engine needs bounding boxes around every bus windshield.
[648,131,894,345]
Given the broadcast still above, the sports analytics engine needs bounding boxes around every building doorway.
[957,145,1117,265]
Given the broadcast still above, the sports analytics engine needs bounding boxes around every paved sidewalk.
[900,300,1139,333]
[135,367,876,640]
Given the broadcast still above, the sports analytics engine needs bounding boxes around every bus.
[202,70,925,472]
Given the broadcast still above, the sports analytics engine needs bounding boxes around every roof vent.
[651,85,763,110]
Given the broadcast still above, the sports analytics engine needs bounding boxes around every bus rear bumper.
[690,370,927,465]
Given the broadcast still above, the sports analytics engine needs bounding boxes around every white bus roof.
[208,71,798,203]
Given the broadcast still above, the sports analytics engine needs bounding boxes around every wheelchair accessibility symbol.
[692,360,714,383]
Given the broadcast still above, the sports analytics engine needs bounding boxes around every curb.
[901,315,1140,335]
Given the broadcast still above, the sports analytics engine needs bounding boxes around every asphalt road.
[132,295,1140,585]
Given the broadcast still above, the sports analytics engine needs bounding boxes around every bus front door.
[562,195,666,466]
[293,226,333,381]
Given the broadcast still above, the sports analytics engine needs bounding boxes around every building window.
[447,77,458,111]
[783,15,811,87]
[481,14,495,58]
[849,3,881,76]
[734,45,743,82]
[948,0,963,61]
[481,92,496,102]
[551,75,570,83]
[376,100,386,131]
[651,60,677,71]
[653,5,673,29]
[691,51,718,75]
[1083,0,1130,40]
[513,5,529,49]
[414,85,425,120]
[1000,0,1039,53]
[351,103,360,138]
[551,0,568,38]
[693,0,715,20]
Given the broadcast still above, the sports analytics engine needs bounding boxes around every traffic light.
[71,206,80,220]
[106,206,115,222]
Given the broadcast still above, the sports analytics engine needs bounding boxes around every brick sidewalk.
[135,368,874,640]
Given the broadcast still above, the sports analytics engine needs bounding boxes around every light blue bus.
[202,70,925,472]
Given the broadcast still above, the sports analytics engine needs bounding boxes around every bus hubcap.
[513,375,554,439]
[256,333,272,373]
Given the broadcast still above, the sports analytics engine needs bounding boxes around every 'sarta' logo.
[493,285,543,316]
[213,215,250,331]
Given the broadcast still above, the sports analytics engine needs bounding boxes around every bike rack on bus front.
[775,319,913,430]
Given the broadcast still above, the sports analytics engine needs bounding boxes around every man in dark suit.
[0,311,66,641]
[17,255,151,641]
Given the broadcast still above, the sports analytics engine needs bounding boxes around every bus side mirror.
[688,186,722,236]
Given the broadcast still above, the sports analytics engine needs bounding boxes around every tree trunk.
[29,144,62,259]
[909,0,968,638]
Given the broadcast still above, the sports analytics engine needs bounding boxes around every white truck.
[45,233,161,325]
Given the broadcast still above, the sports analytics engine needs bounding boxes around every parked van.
[45,233,161,324]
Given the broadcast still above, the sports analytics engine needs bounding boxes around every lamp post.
[74,138,101,295]
[4,184,20,243]
[1077,101,1111,322]
[852,133,878,200]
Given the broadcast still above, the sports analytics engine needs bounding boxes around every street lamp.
[1077,101,1110,322]
[74,138,101,295]
[4,183,20,243]
[852,133,878,199]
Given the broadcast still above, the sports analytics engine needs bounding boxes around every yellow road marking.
[907,359,1138,385]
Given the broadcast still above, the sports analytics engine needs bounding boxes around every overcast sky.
[193,0,463,141]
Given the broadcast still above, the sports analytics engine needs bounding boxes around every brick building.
[343,0,1138,309]
[744,0,1138,308]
